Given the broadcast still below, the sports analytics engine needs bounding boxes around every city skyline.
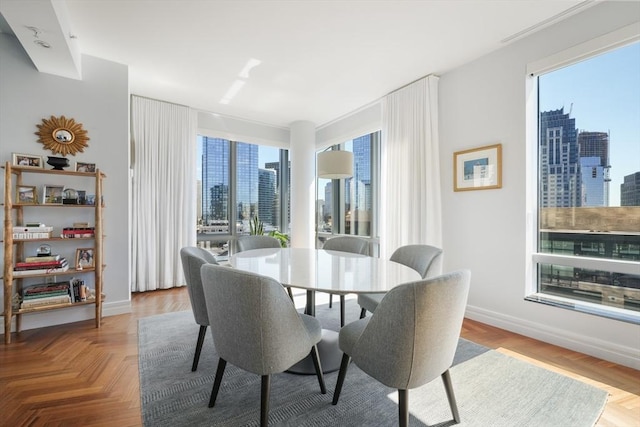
[539,41,640,206]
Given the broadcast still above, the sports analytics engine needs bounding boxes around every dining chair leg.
[209,358,227,408]
[332,353,351,405]
[261,375,271,427]
[339,295,346,327]
[287,287,293,300]
[441,369,461,423]
[398,389,408,427]
[192,325,207,371]
[329,293,333,308]
[359,307,367,319]
[310,345,326,394]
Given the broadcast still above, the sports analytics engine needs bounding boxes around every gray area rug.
[139,299,608,426]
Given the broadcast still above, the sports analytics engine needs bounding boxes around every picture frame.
[12,153,44,169]
[75,248,95,269]
[42,185,65,204]
[75,162,96,173]
[453,143,502,191]
[16,185,37,204]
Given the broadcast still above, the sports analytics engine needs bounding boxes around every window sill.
[525,293,640,325]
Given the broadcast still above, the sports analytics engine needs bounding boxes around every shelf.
[13,203,101,208]
[3,165,106,178]
[10,236,96,243]
[3,267,98,280]
[4,294,106,315]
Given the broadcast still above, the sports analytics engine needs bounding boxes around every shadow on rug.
[139,300,607,426]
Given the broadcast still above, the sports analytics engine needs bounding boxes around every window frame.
[198,134,290,254]
[525,25,640,324]
[316,130,381,252]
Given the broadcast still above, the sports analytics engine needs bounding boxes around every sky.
[538,41,640,206]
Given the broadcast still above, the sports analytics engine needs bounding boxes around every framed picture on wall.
[453,143,502,191]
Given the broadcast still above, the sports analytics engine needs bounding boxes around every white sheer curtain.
[130,96,197,292]
[380,75,442,259]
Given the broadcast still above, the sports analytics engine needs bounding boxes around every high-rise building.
[578,131,610,206]
[201,138,259,224]
[539,108,581,207]
[621,172,640,206]
[235,142,259,221]
[350,134,372,211]
[264,160,290,228]
[201,137,229,223]
[580,157,607,206]
[258,168,276,226]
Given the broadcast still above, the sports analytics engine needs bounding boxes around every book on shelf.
[23,291,70,300]
[12,264,70,276]
[21,294,71,309]
[12,225,53,232]
[24,254,61,263]
[14,259,68,271]
[23,282,70,295]
[12,225,54,239]
[62,228,95,238]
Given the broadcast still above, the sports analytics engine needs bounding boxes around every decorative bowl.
[47,156,70,170]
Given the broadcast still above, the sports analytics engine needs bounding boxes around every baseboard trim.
[465,304,640,370]
[103,300,132,317]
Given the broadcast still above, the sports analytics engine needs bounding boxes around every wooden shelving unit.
[2,162,105,344]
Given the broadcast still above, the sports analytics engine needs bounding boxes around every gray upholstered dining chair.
[179,246,219,371]
[357,244,443,319]
[322,235,370,327]
[332,270,471,427]
[236,235,281,253]
[200,264,326,427]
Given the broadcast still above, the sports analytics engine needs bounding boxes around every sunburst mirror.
[35,115,90,156]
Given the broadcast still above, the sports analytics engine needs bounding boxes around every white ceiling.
[1,0,599,128]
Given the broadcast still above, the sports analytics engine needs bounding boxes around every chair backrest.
[180,247,218,326]
[350,270,470,390]
[200,264,317,375]
[236,235,281,253]
[389,244,443,279]
[322,236,369,256]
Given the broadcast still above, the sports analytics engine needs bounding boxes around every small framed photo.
[75,162,96,173]
[12,153,43,169]
[42,185,65,204]
[75,248,95,269]
[454,143,502,191]
[16,185,37,204]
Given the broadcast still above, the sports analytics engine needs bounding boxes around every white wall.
[0,33,131,331]
[439,1,640,369]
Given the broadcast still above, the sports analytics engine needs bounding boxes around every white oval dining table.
[230,247,421,373]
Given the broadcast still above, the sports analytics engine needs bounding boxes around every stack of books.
[21,282,72,309]
[12,224,53,239]
[13,255,69,276]
[62,227,95,238]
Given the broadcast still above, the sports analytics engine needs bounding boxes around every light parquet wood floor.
[1,287,638,426]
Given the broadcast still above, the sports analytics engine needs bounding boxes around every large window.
[529,40,640,322]
[316,131,380,247]
[197,135,290,257]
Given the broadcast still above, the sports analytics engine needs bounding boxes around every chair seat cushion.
[299,313,323,344]
[338,317,370,355]
[357,293,384,314]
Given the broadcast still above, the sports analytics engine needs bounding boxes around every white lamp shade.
[317,150,353,179]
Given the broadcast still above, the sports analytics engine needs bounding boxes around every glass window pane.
[535,41,640,317]
[316,131,378,238]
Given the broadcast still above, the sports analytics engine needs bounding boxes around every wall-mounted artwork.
[454,143,502,191]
